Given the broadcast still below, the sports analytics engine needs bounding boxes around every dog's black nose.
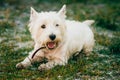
[49,34,56,40]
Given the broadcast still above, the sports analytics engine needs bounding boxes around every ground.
[0,0,120,80]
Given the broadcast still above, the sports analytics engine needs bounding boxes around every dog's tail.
[82,20,95,26]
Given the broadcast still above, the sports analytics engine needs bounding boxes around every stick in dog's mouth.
[31,47,46,58]
[31,41,59,59]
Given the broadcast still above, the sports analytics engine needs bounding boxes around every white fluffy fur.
[16,5,94,70]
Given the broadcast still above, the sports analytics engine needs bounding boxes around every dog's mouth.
[46,42,58,50]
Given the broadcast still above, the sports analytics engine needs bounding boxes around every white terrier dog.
[16,5,94,70]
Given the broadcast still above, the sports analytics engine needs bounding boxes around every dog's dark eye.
[56,24,59,27]
[41,24,46,29]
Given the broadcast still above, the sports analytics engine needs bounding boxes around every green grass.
[0,0,120,80]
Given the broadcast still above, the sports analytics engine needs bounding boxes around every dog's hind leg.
[83,39,94,56]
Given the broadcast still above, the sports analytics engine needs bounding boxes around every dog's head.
[28,5,66,50]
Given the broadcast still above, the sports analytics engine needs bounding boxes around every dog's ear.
[30,7,38,21]
[58,5,66,18]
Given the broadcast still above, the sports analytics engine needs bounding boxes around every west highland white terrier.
[16,5,95,70]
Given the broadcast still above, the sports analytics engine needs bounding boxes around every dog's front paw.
[38,64,47,71]
[16,63,25,69]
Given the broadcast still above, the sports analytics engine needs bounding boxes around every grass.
[0,0,120,80]
[109,38,120,54]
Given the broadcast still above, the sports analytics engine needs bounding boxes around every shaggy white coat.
[16,5,94,70]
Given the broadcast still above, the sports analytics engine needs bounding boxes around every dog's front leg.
[16,54,32,69]
[38,47,68,70]
[16,44,44,69]
[38,58,65,71]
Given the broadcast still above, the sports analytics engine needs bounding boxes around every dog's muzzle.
[45,34,59,50]
[46,41,58,50]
